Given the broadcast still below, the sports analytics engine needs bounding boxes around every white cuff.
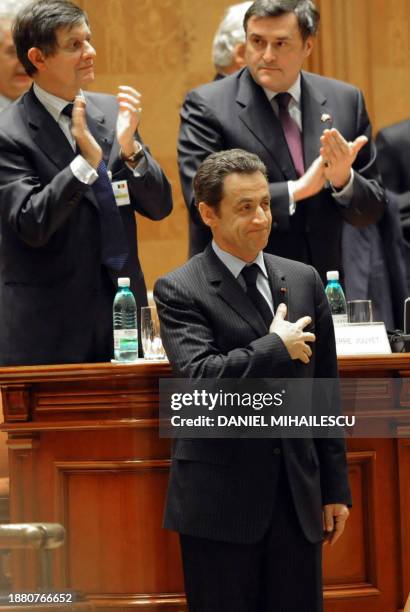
[127,153,148,178]
[70,155,98,185]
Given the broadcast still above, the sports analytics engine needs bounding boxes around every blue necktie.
[92,160,129,271]
[62,104,129,271]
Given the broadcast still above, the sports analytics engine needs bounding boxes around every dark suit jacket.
[342,198,407,329]
[342,119,410,328]
[376,120,410,294]
[0,88,172,365]
[178,68,385,284]
[376,119,410,222]
[154,246,351,544]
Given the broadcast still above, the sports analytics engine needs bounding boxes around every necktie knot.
[275,92,292,110]
[61,103,74,119]
[242,263,259,287]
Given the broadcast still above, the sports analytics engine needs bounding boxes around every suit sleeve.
[311,266,352,506]
[376,129,410,212]
[0,128,89,247]
[178,90,224,226]
[339,89,386,227]
[0,128,172,248]
[376,129,402,193]
[154,274,293,380]
[110,134,173,221]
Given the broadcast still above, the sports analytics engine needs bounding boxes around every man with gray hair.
[212,2,252,78]
[0,0,31,111]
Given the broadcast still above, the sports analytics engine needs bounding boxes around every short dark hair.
[13,0,88,76]
[244,0,320,40]
[194,149,268,209]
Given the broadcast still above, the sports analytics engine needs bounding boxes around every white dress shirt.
[0,94,12,113]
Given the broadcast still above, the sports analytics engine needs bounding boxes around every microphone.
[389,298,410,352]
[404,297,410,334]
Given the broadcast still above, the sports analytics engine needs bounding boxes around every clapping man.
[0,0,172,365]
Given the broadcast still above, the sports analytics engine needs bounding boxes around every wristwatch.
[121,143,145,164]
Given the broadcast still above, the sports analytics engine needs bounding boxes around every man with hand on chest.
[0,0,172,366]
[155,149,351,612]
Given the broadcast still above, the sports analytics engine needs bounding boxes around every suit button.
[272,221,278,229]
[273,447,281,455]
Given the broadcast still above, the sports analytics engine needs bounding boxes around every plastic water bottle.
[113,278,138,362]
[325,271,348,326]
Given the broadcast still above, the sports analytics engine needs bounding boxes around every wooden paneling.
[312,0,410,132]
[323,452,377,590]
[398,438,410,606]
[1,356,410,610]
[55,462,182,594]
[323,440,402,612]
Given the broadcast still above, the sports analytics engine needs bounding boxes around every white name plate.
[334,322,392,356]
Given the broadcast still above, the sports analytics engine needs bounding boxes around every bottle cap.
[117,277,130,287]
[326,271,339,281]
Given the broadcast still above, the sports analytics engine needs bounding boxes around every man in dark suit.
[376,119,410,292]
[155,149,351,611]
[179,0,385,289]
[341,118,410,329]
[0,0,172,366]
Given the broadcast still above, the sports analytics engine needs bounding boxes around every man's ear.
[233,42,247,70]
[198,202,217,228]
[27,47,47,72]
[304,36,314,58]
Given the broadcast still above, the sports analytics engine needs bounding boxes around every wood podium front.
[0,356,409,612]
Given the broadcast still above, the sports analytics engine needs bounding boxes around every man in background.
[0,0,31,111]
[376,119,410,292]
[0,0,172,365]
[179,0,386,315]
[212,2,252,79]
[342,117,410,329]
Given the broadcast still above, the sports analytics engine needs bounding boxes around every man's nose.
[262,44,276,63]
[83,41,96,58]
[253,206,269,223]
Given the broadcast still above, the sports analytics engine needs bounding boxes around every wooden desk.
[0,356,409,612]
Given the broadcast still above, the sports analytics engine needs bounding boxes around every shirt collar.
[212,240,268,279]
[262,73,301,106]
[33,82,81,122]
[0,93,12,112]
